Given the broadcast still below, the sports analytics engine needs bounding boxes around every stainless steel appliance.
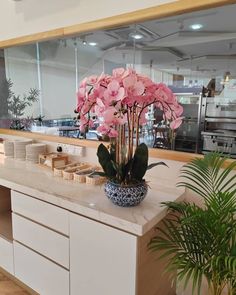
[202,131,236,156]
[201,97,236,158]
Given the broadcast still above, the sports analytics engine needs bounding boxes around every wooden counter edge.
[1,128,236,168]
[0,0,235,48]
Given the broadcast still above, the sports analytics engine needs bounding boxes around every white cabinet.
[12,213,69,268]
[14,241,69,295]
[11,190,69,235]
[11,190,70,294]
[70,212,137,295]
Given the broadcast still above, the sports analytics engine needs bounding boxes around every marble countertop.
[0,156,184,236]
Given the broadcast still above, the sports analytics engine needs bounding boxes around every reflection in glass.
[1,4,236,157]
[1,45,40,130]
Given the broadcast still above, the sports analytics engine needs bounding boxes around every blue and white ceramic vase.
[104,181,148,207]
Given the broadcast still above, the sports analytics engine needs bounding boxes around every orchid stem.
[135,109,139,148]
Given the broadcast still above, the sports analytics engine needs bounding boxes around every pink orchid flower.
[79,114,88,132]
[97,124,108,134]
[139,108,148,125]
[108,128,119,138]
[80,77,87,88]
[155,83,175,104]
[112,68,127,79]
[123,74,145,97]
[137,74,153,88]
[76,67,184,137]
[103,106,127,125]
[104,80,125,102]
[87,75,99,85]
[94,98,106,117]
[163,108,173,120]
[170,117,184,130]
[103,106,117,124]
[76,87,86,111]
[172,103,184,117]
[97,124,118,138]
[115,112,127,125]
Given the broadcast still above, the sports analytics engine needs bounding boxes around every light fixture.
[130,33,143,40]
[82,40,87,45]
[190,24,203,30]
[88,42,97,46]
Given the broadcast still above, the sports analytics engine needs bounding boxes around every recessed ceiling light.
[190,24,203,30]
[130,34,143,40]
[88,42,97,46]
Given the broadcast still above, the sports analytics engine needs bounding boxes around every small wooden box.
[62,163,91,180]
[54,162,81,177]
[39,153,69,170]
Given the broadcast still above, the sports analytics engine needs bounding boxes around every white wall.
[0,0,176,42]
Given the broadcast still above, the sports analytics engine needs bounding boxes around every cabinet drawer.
[11,190,69,235]
[70,212,137,295]
[13,213,69,268]
[0,237,13,275]
[14,241,69,295]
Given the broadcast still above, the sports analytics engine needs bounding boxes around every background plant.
[0,78,12,119]
[7,80,39,119]
[6,79,39,130]
[149,153,236,295]
[75,68,183,184]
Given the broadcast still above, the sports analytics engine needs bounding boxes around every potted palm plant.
[75,68,183,206]
[149,152,236,295]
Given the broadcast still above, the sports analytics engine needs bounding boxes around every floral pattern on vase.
[104,181,148,207]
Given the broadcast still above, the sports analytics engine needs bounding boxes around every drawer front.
[11,190,69,235]
[0,237,13,275]
[14,241,69,295]
[70,212,137,295]
[13,213,69,268]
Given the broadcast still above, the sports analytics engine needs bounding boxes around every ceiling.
[72,3,236,79]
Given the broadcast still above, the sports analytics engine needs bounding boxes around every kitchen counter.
[0,154,182,295]
[0,156,184,236]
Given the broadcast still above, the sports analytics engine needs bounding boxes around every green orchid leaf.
[147,162,168,170]
[97,144,116,178]
[111,160,127,181]
[124,158,133,178]
[130,143,148,181]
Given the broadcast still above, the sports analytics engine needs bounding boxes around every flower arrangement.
[75,68,183,204]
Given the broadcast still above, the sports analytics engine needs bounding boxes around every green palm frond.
[211,255,236,275]
[149,153,236,295]
[177,152,236,202]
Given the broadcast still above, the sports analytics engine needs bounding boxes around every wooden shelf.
[0,211,13,242]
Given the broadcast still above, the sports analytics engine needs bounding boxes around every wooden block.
[38,153,68,170]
